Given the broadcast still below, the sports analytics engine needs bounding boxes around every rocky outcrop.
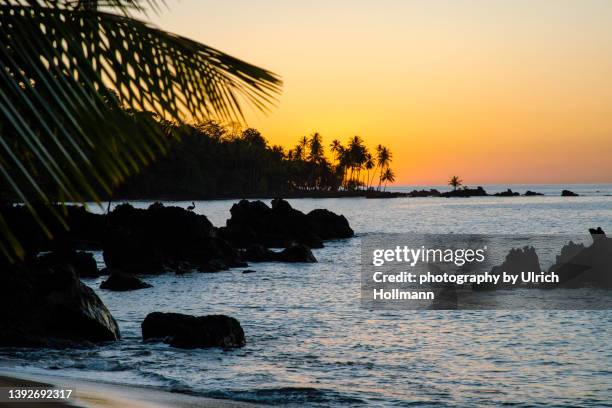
[37,250,100,278]
[219,199,354,249]
[100,271,153,291]
[141,312,245,349]
[306,209,354,240]
[242,244,317,263]
[494,189,519,197]
[561,189,579,197]
[0,259,120,347]
[441,186,488,197]
[103,203,244,274]
[473,246,541,291]
[524,190,544,196]
[407,189,441,197]
[548,229,612,288]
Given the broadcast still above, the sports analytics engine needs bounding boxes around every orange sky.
[145,0,612,185]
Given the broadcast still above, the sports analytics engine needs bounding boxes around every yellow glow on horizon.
[145,0,612,185]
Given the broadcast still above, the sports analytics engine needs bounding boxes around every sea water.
[2,184,611,406]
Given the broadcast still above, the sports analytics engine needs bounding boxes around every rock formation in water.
[219,198,354,249]
[441,186,488,197]
[103,202,246,274]
[100,271,153,291]
[494,189,520,197]
[0,258,120,347]
[561,189,579,197]
[142,312,245,349]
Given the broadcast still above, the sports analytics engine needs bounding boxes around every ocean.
[2,184,611,406]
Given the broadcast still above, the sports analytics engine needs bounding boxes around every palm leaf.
[0,1,282,261]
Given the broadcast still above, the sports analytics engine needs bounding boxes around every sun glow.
[146,0,612,184]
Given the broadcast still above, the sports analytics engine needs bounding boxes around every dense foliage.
[115,120,395,199]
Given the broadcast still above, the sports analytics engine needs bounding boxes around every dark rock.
[561,189,579,197]
[589,227,605,236]
[494,189,519,197]
[141,312,245,349]
[103,203,243,274]
[220,199,353,249]
[37,250,99,278]
[0,259,120,347]
[548,232,612,288]
[306,209,354,240]
[524,190,544,196]
[100,271,152,291]
[242,269,256,274]
[242,243,317,263]
[441,186,488,197]
[473,246,541,291]
[408,189,441,197]
[279,244,317,263]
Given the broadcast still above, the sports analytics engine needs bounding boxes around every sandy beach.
[0,371,260,408]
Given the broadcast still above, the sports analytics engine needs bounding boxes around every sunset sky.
[146,0,612,185]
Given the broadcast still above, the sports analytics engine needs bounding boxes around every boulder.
[141,312,245,349]
[494,189,519,197]
[306,209,354,240]
[473,246,541,291]
[220,199,353,249]
[441,186,488,197]
[242,244,317,263]
[100,271,152,291]
[0,260,120,347]
[561,189,579,197]
[103,203,243,274]
[38,250,99,278]
[524,190,544,196]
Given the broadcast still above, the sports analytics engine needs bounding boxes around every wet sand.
[0,371,260,408]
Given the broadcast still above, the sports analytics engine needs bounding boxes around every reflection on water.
[3,188,612,406]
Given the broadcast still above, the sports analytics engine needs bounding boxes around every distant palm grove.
[115,118,395,199]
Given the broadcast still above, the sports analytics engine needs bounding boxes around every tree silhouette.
[448,176,462,190]
[0,0,281,260]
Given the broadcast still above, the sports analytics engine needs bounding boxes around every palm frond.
[0,2,282,261]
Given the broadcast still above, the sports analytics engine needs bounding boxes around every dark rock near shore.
[103,203,243,274]
[242,243,317,263]
[562,189,579,197]
[494,189,520,197]
[100,271,152,291]
[142,312,245,349]
[38,250,99,278]
[219,199,353,249]
[0,259,120,347]
[306,209,354,240]
[441,186,488,197]
[524,190,544,196]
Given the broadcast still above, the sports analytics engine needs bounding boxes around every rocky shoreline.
[0,199,354,349]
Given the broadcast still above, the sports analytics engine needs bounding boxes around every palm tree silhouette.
[0,0,281,260]
[381,168,396,191]
[448,176,462,190]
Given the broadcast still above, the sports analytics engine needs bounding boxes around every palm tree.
[381,168,395,191]
[448,176,462,190]
[364,153,375,190]
[0,0,282,260]
[376,145,392,191]
[308,132,324,163]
